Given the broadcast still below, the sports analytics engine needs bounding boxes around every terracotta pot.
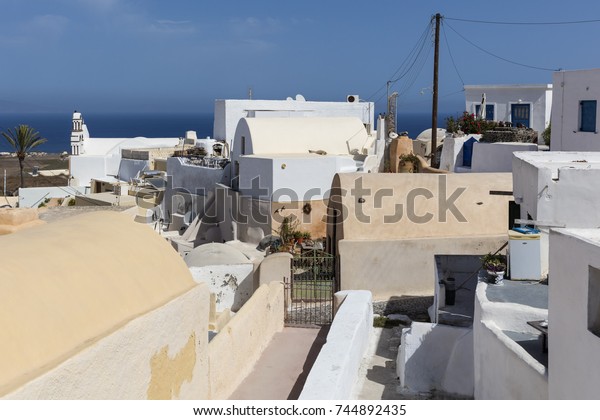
[398,161,415,173]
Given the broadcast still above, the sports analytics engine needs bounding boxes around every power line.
[444,21,561,72]
[445,16,600,25]
[365,21,433,103]
[442,22,465,86]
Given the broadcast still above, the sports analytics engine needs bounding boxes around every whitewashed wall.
[239,155,357,200]
[548,229,600,399]
[513,152,600,228]
[213,98,374,143]
[189,264,255,312]
[551,69,600,151]
[471,142,537,173]
[473,282,548,400]
[18,186,89,208]
[299,290,373,400]
[70,155,106,187]
[465,85,552,135]
[397,322,473,397]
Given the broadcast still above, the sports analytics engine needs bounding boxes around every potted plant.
[398,153,420,173]
[481,253,507,285]
[277,216,299,246]
[293,230,303,244]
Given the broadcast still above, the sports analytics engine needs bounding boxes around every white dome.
[184,243,250,267]
[416,128,446,141]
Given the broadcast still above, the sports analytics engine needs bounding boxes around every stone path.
[229,326,328,400]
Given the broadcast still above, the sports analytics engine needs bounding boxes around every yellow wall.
[0,211,196,396]
[329,173,513,242]
[339,236,507,300]
[208,282,284,399]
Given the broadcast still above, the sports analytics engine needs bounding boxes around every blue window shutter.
[580,100,597,132]
[486,105,494,121]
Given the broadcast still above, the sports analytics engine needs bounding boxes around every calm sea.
[0,112,455,153]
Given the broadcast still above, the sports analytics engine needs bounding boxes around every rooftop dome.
[184,242,251,267]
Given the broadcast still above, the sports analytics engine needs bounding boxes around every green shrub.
[542,123,551,146]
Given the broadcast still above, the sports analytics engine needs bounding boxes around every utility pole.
[431,13,441,167]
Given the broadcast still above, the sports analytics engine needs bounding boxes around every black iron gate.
[284,249,337,326]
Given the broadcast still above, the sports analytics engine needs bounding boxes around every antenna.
[248,87,253,100]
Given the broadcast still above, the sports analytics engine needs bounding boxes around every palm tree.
[1,125,47,189]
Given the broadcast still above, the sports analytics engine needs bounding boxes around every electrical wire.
[365,21,433,105]
[444,21,561,72]
[442,22,465,87]
[445,16,600,25]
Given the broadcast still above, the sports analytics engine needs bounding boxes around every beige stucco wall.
[272,199,329,240]
[208,281,284,399]
[0,211,198,397]
[234,117,367,156]
[4,285,210,399]
[339,235,507,300]
[329,173,513,242]
[258,253,292,287]
[0,208,45,235]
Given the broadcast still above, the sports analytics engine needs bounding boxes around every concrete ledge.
[397,322,473,397]
[299,290,373,400]
[473,281,548,399]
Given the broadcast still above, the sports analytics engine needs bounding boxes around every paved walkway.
[229,327,328,400]
[352,327,404,399]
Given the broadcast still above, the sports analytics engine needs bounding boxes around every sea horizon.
[0,111,458,153]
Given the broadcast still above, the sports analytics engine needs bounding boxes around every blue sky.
[1,0,600,115]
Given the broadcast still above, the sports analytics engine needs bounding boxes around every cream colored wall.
[330,173,513,241]
[272,199,329,240]
[0,211,197,397]
[258,253,292,287]
[208,281,284,399]
[338,235,507,300]
[0,208,45,235]
[234,117,367,157]
[4,285,210,400]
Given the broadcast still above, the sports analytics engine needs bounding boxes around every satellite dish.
[295,94,306,101]
[389,132,399,140]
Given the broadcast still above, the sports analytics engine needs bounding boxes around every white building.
[551,68,600,151]
[548,228,600,399]
[220,116,384,243]
[213,95,375,144]
[69,111,182,187]
[464,84,552,135]
[512,151,600,277]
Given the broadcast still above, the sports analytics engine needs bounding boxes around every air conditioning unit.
[347,95,359,103]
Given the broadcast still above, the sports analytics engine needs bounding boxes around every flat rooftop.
[485,279,548,310]
[515,151,600,168]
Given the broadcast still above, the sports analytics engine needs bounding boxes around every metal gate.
[284,249,337,326]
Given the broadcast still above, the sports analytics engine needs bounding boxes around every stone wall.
[481,127,538,143]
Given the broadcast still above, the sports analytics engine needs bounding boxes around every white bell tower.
[70,111,86,155]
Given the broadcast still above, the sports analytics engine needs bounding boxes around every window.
[241,136,246,155]
[475,104,495,121]
[589,266,600,338]
[580,100,597,132]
